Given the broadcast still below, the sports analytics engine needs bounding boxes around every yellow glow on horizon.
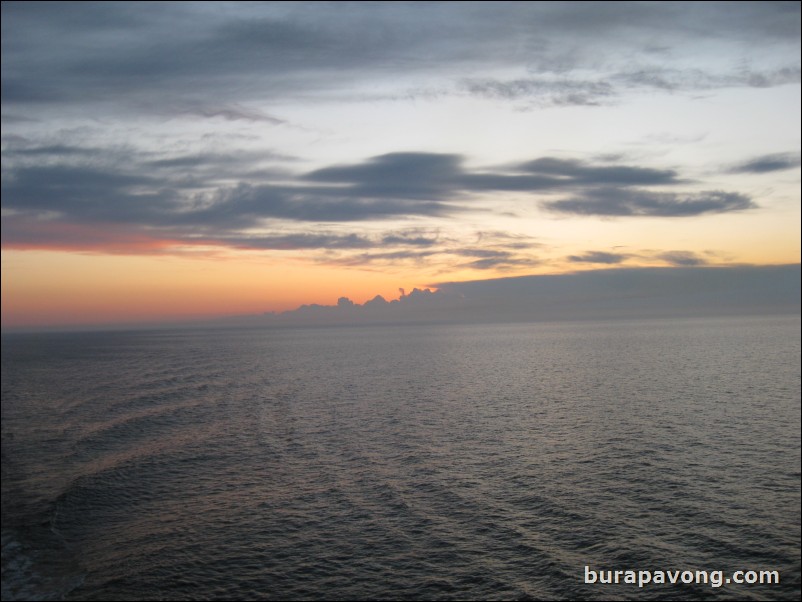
[3,179,800,333]
[1,250,430,328]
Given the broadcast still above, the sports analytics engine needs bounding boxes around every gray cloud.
[543,188,755,217]
[145,153,260,170]
[1,164,173,222]
[3,141,296,171]
[452,248,539,270]
[304,153,465,200]
[222,233,374,251]
[461,78,617,107]
[326,249,441,268]
[209,183,454,223]
[2,144,103,158]
[475,231,543,250]
[304,152,686,200]
[462,64,800,107]
[2,3,490,108]
[518,157,682,186]
[742,66,801,88]
[276,286,461,325]
[657,251,708,267]
[3,153,469,235]
[2,145,758,254]
[1,113,39,124]
[568,251,629,264]
[166,102,285,124]
[612,65,801,92]
[729,152,802,174]
[319,231,542,270]
[432,265,801,321]
[224,229,458,253]
[260,265,801,327]
[567,248,715,266]
[381,230,442,247]
[3,2,798,114]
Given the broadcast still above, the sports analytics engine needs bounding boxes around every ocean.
[2,315,800,600]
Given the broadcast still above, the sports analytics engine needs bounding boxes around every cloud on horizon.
[260,265,801,326]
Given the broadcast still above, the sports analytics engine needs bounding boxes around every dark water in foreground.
[2,316,800,600]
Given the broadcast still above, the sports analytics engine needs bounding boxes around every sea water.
[2,316,800,600]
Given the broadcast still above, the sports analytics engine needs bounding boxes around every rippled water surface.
[2,316,800,600]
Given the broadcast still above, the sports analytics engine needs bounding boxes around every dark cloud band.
[543,189,755,217]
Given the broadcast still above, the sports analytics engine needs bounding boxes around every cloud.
[2,144,758,255]
[208,183,455,223]
[261,265,801,326]
[269,286,466,326]
[2,144,103,158]
[303,153,465,200]
[0,215,185,255]
[1,113,39,124]
[325,250,441,268]
[165,102,285,124]
[1,3,485,109]
[431,265,800,321]
[543,188,755,217]
[461,64,800,108]
[475,231,543,250]
[2,151,465,229]
[304,152,686,198]
[568,251,629,264]
[453,249,540,271]
[3,2,797,116]
[729,152,802,174]
[461,78,616,107]
[1,164,173,222]
[741,66,801,88]
[144,152,291,170]
[517,157,681,186]
[2,141,296,174]
[222,233,373,251]
[567,248,715,266]
[380,229,442,247]
[463,257,539,271]
[656,251,708,267]
[320,231,542,271]
[612,65,801,92]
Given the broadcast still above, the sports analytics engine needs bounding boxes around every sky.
[1,1,800,329]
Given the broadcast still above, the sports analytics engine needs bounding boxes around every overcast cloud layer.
[4,2,799,109]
